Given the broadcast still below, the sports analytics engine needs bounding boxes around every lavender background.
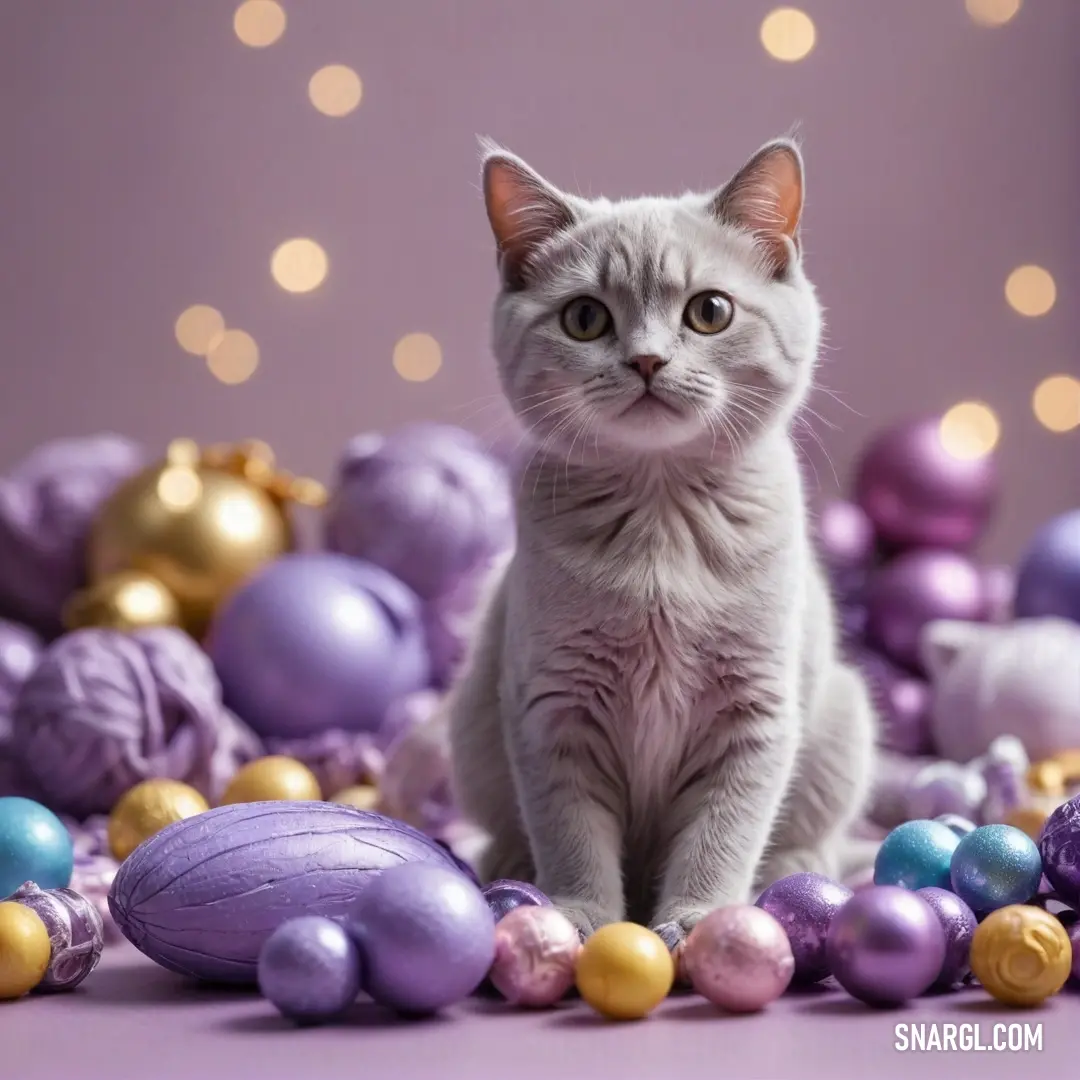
[1,0,1076,561]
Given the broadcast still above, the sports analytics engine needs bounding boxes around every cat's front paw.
[551,898,615,942]
[650,906,707,951]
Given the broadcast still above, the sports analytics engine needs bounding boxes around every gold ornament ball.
[108,779,211,862]
[62,570,181,633]
[1004,804,1051,843]
[220,756,322,805]
[969,904,1072,1007]
[87,456,292,638]
[0,901,51,1000]
[330,785,380,811]
[575,922,675,1020]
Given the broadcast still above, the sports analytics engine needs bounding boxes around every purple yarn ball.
[1039,795,1080,908]
[849,645,933,756]
[11,626,263,817]
[825,885,946,1005]
[1015,510,1080,624]
[208,553,430,739]
[866,550,987,671]
[481,879,552,923]
[755,872,853,984]
[347,862,496,1013]
[0,435,145,633]
[0,620,42,798]
[262,729,384,798]
[10,881,105,991]
[324,426,514,604]
[853,417,998,553]
[258,916,363,1023]
[915,887,976,990]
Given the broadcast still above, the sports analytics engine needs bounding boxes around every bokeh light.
[939,401,1001,461]
[1032,375,1080,433]
[233,0,286,47]
[271,238,329,293]
[308,65,364,117]
[760,8,816,62]
[157,467,203,512]
[393,333,443,382]
[965,0,1022,27]
[174,305,225,356]
[1005,265,1056,317]
[206,329,260,385]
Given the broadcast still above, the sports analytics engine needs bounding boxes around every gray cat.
[446,137,877,946]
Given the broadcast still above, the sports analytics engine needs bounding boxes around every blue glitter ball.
[0,796,74,898]
[950,824,1043,914]
[875,819,960,891]
[935,814,977,838]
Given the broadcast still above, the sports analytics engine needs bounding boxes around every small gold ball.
[970,904,1072,1007]
[1004,805,1051,842]
[1051,749,1080,785]
[63,570,181,633]
[220,756,322,805]
[1028,760,1066,798]
[108,779,210,861]
[330,785,380,811]
[0,901,51,999]
[575,923,675,1020]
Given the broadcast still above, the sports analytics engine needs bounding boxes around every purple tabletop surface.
[1,942,1072,1079]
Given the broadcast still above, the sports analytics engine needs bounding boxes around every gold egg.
[87,458,293,638]
[220,756,322,805]
[1028,760,1066,798]
[330,785,380,811]
[0,901,51,999]
[970,904,1072,1007]
[62,570,181,633]
[575,922,675,1020]
[108,779,210,861]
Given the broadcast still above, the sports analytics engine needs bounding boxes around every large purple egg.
[1039,795,1080,907]
[853,417,998,552]
[9,881,105,991]
[1014,510,1080,624]
[825,886,946,1005]
[916,887,976,990]
[482,879,552,923]
[347,862,496,1013]
[207,553,429,738]
[865,550,986,671]
[755,872,852,983]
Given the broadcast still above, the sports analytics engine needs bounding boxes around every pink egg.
[488,905,580,1007]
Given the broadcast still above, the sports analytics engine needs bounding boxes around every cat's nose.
[625,354,668,386]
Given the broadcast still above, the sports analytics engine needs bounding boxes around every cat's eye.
[683,291,734,335]
[561,297,612,342]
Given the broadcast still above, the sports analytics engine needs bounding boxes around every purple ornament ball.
[0,435,145,633]
[9,881,105,991]
[258,916,363,1023]
[1014,510,1080,625]
[1039,795,1080,908]
[755,872,853,984]
[849,646,932,756]
[207,553,429,739]
[816,501,876,573]
[915,887,977,990]
[865,550,986,671]
[11,627,262,816]
[825,886,946,1005]
[347,862,496,1013]
[853,417,998,552]
[481,879,552,923]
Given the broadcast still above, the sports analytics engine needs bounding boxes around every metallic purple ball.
[9,881,105,991]
[1039,795,1080,907]
[481,879,552,923]
[916,887,977,990]
[865,550,987,671]
[755,872,853,983]
[258,916,363,1023]
[825,886,946,1005]
[1015,510,1080,624]
[348,862,496,1013]
[816,500,877,572]
[850,646,933,755]
[853,417,998,552]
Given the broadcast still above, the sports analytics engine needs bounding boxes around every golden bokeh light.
[233,0,286,47]
[965,0,1022,27]
[271,238,329,293]
[1005,265,1056,317]
[393,333,443,383]
[174,305,225,356]
[939,401,1001,461]
[206,329,260,385]
[760,8,816,62]
[308,65,364,117]
[1032,375,1080,434]
[157,467,203,512]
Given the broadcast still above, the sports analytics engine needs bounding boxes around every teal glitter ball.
[874,819,960,891]
[0,796,74,898]
[950,824,1043,915]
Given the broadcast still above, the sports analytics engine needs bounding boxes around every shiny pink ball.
[683,905,794,1012]
[488,905,580,1007]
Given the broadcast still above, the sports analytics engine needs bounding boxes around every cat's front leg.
[651,711,798,950]
[510,703,625,939]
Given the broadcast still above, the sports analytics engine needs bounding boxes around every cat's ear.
[480,139,577,289]
[919,620,988,678]
[709,139,804,278]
